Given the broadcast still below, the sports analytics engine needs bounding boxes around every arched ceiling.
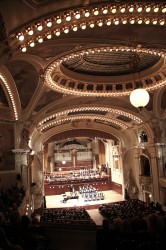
[0,0,166,146]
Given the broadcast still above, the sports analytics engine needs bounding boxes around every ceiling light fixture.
[36,23,43,31]
[129,17,135,24]
[74,10,81,19]
[144,18,150,24]
[106,18,111,25]
[17,32,24,41]
[110,5,117,13]
[55,28,61,36]
[81,23,86,29]
[102,6,108,14]
[56,15,62,24]
[93,7,99,16]
[122,18,127,24]
[129,53,150,110]
[27,27,33,36]
[97,20,103,27]
[20,45,27,52]
[46,32,52,39]
[63,26,69,33]
[161,5,166,13]
[136,4,143,12]
[159,19,165,25]
[72,25,78,31]
[84,9,90,17]
[46,18,52,27]
[152,18,158,25]
[89,21,95,28]
[65,13,71,21]
[128,4,134,12]
[29,40,35,47]
[153,5,159,13]
[37,36,43,43]
[137,18,143,24]
[145,4,151,12]
[113,18,119,25]
[119,5,126,13]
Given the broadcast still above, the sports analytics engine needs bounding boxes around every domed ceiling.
[0,0,165,145]
[62,50,159,76]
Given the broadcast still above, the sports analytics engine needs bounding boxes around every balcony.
[159,178,166,188]
[139,175,152,185]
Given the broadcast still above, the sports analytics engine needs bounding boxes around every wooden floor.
[45,190,124,225]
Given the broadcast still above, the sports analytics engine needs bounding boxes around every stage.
[45,190,123,209]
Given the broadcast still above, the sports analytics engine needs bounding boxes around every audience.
[1,183,166,250]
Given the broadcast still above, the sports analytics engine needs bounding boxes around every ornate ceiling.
[0,0,166,147]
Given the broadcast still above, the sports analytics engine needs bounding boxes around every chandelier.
[129,53,150,110]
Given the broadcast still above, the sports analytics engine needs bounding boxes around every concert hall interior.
[0,1,166,250]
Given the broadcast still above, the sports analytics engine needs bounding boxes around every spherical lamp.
[130,88,150,109]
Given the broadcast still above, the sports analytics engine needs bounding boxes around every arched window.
[140,155,150,176]
[139,131,148,143]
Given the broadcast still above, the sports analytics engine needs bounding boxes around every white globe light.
[130,88,150,108]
